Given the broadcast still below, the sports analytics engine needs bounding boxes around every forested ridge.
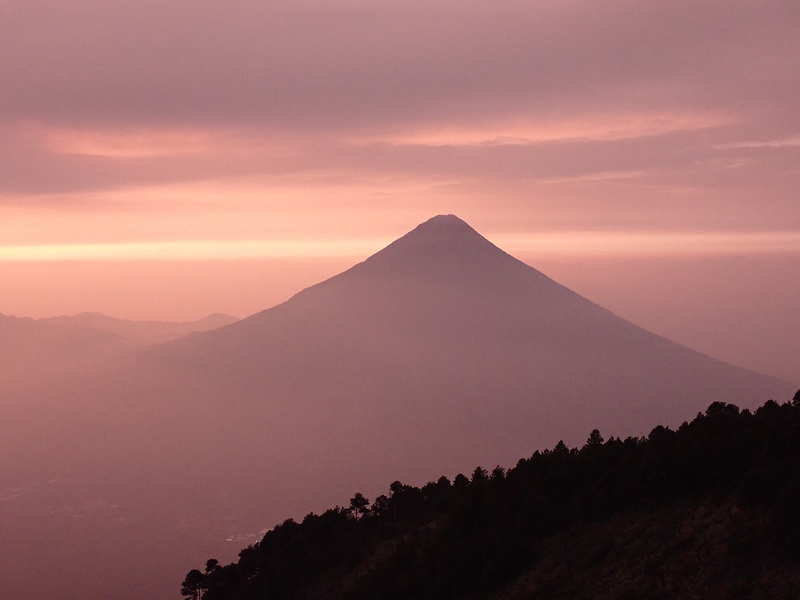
[183,392,800,600]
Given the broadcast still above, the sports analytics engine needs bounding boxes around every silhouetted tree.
[205,559,220,574]
[491,466,506,480]
[585,429,604,447]
[181,569,205,600]
[371,494,390,516]
[471,466,488,483]
[706,401,739,417]
[553,440,569,454]
[349,492,370,520]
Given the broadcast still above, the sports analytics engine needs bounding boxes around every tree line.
[183,391,800,600]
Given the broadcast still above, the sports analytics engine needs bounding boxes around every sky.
[0,0,798,380]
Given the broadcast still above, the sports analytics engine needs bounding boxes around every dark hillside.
[184,393,800,600]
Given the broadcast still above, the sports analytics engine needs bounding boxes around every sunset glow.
[2,231,800,262]
[0,0,797,368]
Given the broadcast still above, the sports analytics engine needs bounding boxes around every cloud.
[0,0,797,240]
[0,238,394,261]
[1,0,798,131]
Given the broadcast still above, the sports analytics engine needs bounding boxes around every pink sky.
[0,0,798,380]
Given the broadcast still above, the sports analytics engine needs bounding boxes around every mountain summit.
[393,213,479,238]
[366,213,499,263]
[338,214,539,284]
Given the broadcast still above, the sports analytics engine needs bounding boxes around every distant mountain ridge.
[0,311,238,358]
[0,310,238,397]
[43,311,239,345]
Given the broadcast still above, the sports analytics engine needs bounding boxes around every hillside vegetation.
[183,392,800,600]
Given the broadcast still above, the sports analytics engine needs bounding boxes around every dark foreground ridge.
[183,391,800,600]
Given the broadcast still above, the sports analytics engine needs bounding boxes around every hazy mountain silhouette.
[43,311,239,345]
[0,313,128,386]
[158,214,792,463]
[0,311,237,379]
[0,215,794,600]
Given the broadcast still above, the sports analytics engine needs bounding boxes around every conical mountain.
[0,215,793,600]
[123,215,793,507]
[165,214,790,447]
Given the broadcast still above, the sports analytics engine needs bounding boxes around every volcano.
[157,214,791,462]
[0,215,793,600]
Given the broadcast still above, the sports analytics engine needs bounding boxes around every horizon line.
[1,230,799,262]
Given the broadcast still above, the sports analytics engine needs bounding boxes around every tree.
[181,569,206,600]
[706,402,739,417]
[491,466,506,480]
[349,492,370,520]
[793,389,800,406]
[205,559,220,574]
[371,494,390,516]
[585,429,604,448]
[471,466,488,483]
[553,440,569,454]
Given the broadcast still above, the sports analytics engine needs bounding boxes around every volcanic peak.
[391,214,489,246]
[349,214,512,273]
[409,213,476,233]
